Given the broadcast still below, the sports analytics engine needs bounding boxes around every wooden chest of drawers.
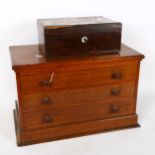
[10,44,144,146]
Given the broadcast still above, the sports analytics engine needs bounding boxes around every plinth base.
[13,109,140,146]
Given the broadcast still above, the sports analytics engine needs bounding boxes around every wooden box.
[37,16,122,58]
[10,44,144,146]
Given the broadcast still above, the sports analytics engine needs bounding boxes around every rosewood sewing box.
[37,16,122,57]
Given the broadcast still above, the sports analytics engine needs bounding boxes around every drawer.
[20,64,137,94]
[23,98,135,130]
[22,81,135,111]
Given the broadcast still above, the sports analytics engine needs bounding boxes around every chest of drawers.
[10,44,144,146]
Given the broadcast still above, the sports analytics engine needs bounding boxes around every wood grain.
[19,63,138,93]
[22,82,135,111]
[9,44,144,72]
[23,97,135,130]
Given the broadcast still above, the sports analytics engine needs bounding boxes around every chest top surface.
[37,16,119,27]
[9,44,144,71]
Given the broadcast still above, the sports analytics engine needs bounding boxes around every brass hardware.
[42,72,54,86]
[49,72,54,83]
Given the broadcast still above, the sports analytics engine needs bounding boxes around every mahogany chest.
[10,44,144,146]
[37,16,122,57]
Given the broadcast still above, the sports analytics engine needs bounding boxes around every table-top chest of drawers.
[10,44,144,146]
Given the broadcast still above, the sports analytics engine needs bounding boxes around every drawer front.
[24,98,135,130]
[22,81,135,111]
[20,64,137,94]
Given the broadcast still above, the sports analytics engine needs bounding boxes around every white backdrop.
[0,0,154,154]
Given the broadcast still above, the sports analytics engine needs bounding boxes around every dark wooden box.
[37,16,122,58]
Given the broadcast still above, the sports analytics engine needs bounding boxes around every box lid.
[38,16,122,36]
[38,16,119,27]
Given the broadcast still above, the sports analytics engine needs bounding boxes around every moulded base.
[13,109,140,146]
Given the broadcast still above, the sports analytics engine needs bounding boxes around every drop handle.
[111,72,122,80]
[41,97,52,105]
[42,72,54,86]
[111,88,121,96]
[42,114,53,124]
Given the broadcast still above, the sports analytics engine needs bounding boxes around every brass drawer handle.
[111,88,121,96]
[42,114,52,124]
[81,36,88,43]
[41,97,52,104]
[111,71,122,80]
[110,105,119,113]
[42,72,54,86]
